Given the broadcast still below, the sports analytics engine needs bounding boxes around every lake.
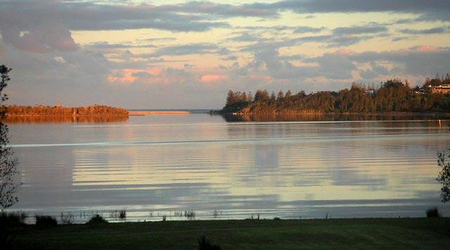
[7,114,450,222]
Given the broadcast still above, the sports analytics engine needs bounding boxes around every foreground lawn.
[9,218,450,250]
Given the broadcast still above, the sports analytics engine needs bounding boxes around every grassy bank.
[7,218,450,250]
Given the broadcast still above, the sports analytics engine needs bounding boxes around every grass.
[6,218,450,250]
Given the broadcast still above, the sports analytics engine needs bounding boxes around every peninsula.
[222,76,450,115]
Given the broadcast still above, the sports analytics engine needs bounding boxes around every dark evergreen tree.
[0,65,18,210]
[437,149,450,202]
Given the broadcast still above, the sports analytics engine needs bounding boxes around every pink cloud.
[148,68,163,75]
[336,48,355,55]
[108,69,137,84]
[108,67,194,88]
[249,74,271,81]
[414,45,440,52]
[200,74,228,82]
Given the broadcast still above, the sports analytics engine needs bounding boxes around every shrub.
[185,210,196,220]
[0,211,27,226]
[119,210,126,220]
[212,210,222,219]
[35,215,57,227]
[60,212,74,225]
[0,212,26,250]
[110,210,126,220]
[198,234,221,250]
[426,207,441,218]
[86,214,108,225]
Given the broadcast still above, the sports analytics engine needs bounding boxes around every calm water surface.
[8,115,450,221]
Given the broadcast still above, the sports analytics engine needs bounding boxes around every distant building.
[431,84,450,94]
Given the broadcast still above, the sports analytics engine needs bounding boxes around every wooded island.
[5,105,129,117]
[3,105,129,123]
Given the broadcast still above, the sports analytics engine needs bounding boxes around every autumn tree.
[277,90,284,101]
[0,65,18,210]
[254,89,270,102]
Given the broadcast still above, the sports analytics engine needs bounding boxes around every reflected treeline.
[222,113,450,122]
[4,115,129,124]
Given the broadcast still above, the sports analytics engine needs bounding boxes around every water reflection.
[8,115,450,221]
[223,113,450,122]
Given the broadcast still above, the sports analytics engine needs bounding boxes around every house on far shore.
[431,84,450,94]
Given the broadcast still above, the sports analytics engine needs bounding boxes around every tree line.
[222,76,450,114]
[5,105,129,117]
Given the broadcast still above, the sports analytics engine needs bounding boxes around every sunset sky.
[1,0,449,109]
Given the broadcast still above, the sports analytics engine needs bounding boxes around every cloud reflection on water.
[9,115,450,220]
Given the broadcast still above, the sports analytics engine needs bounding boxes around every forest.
[5,105,129,117]
[222,75,450,114]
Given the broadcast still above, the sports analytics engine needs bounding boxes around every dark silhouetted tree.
[437,148,450,202]
[0,65,19,210]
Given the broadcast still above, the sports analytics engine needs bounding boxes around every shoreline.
[223,111,450,116]
[128,110,191,116]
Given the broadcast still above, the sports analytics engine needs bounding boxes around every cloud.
[149,43,221,57]
[234,25,294,32]
[131,71,153,78]
[241,33,370,51]
[86,42,157,50]
[1,42,112,106]
[278,45,450,81]
[259,0,450,23]
[2,0,446,55]
[399,27,448,35]
[140,37,177,43]
[293,26,325,34]
[391,36,413,42]
[222,55,238,61]
[0,21,78,53]
[271,0,450,15]
[200,74,228,82]
[184,63,195,69]
[158,1,279,18]
[416,10,450,22]
[243,46,316,80]
[360,62,390,79]
[228,32,263,42]
[0,1,231,53]
[326,35,377,48]
[332,23,388,36]
[1,0,449,109]
[315,53,356,79]
[348,46,450,76]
